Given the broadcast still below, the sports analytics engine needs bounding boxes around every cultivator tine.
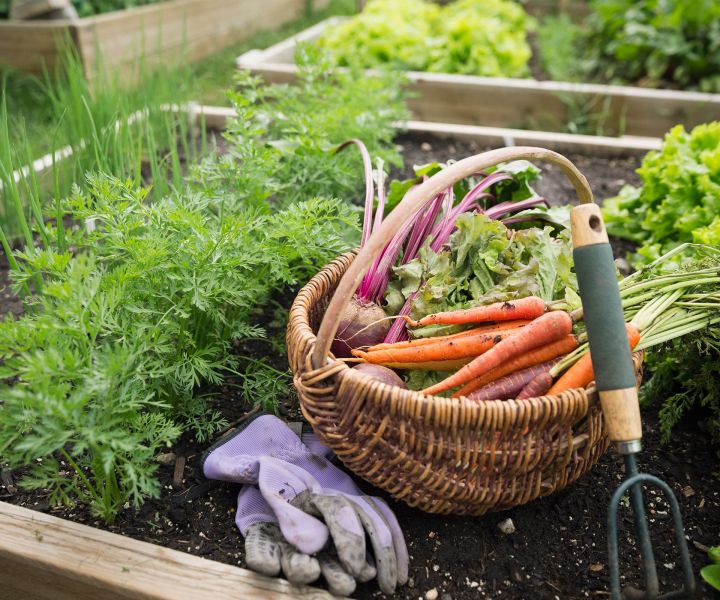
[570,204,696,600]
[607,454,695,600]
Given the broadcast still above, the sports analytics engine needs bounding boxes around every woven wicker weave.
[287,147,643,516]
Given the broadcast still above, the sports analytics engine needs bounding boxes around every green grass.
[189,0,357,106]
[0,44,203,240]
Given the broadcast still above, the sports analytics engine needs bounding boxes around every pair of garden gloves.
[201,414,408,596]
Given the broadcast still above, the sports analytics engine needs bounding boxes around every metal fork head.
[607,462,696,600]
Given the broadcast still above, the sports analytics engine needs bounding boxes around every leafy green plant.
[641,330,720,445]
[192,44,407,212]
[0,176,357,522]
[602,122,720,264]
[1,43,204,241]
[318,0,535,77]
[604,124,720,444]
[0,48,404,522]
[701,546,720,591]
[536,14,583,83]
[580,0,720,91]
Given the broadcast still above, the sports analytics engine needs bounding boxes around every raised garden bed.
[0,0,330,81]
[236,17,720,140]
[1,111,717,599]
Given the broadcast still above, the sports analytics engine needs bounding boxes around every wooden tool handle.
[570,204,641,446]
[312,146,593,369]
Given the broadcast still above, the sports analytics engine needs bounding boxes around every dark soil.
[2,134,718,600]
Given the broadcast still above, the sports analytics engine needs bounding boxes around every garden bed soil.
[2,134,718,600]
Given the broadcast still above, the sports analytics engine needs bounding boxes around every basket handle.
[312,146,594,369]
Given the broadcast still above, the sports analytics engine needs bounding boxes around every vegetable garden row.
[1,0,719,598]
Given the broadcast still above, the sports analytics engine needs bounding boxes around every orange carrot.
[547,323,641,395]
[352,327,524,365]
[423,311,574,396]
[516,372,554,400]
[382,358,472,371]
[452,334,579,397]
[466,358,561,402]
[365,320,531,352]
[408,296,546,328]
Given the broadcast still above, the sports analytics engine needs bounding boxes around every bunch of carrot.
[352,294,641,400]
[351,244,720,401]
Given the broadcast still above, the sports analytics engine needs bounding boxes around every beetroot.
[331,297,389,358]
[352,363,407,389]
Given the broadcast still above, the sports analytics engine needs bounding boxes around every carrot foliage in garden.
[0,53,405,522]
[193,45,407,212]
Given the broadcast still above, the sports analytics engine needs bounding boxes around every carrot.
[365,320,531,352]
[381,358,472,371]
[547,323,641,395]
[452,334,578,397]
[466,358,561,402]
[423,310,574,396]
[407,296,546,328]
[516,372,554,400]
[352,327,524,365]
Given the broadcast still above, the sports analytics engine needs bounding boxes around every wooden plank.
[0,501,339,600]
[184,104,663,158]
[0,0,318,78]
[75,0,313,83]
[404,120,662,158]
[240,17,720,139]
[0,20,70,73]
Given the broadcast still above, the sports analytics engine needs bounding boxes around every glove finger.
[345,496,398,595]
[318,553,356,597]
[257,457,329,554]
[368,496,409,585]
[293,491,367,578]
[244,522,282,577]
[278,540,321,584]
[356,551,377,583]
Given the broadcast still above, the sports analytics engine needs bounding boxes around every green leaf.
[701,564,720,591]
[488,160,542,202]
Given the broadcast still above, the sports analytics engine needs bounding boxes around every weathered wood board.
[0,501,340,600]
[0,0,331,80]
[236,16,720,139]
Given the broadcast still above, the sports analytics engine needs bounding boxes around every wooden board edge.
[186,105,662,157]
[0,501,341,600]
[235,16,340,68]
[403,120,663,158]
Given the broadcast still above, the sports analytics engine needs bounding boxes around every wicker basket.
[287,147,643,516]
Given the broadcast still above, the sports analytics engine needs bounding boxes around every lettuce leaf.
[603,122,720,263]
[385,213,579,342]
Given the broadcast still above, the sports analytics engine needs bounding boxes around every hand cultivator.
[570,204,696,600]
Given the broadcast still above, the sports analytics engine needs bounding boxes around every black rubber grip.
[574,243,636,391]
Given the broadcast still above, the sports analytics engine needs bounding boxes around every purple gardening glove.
[235,485,363,595]
[202,414,408,594]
